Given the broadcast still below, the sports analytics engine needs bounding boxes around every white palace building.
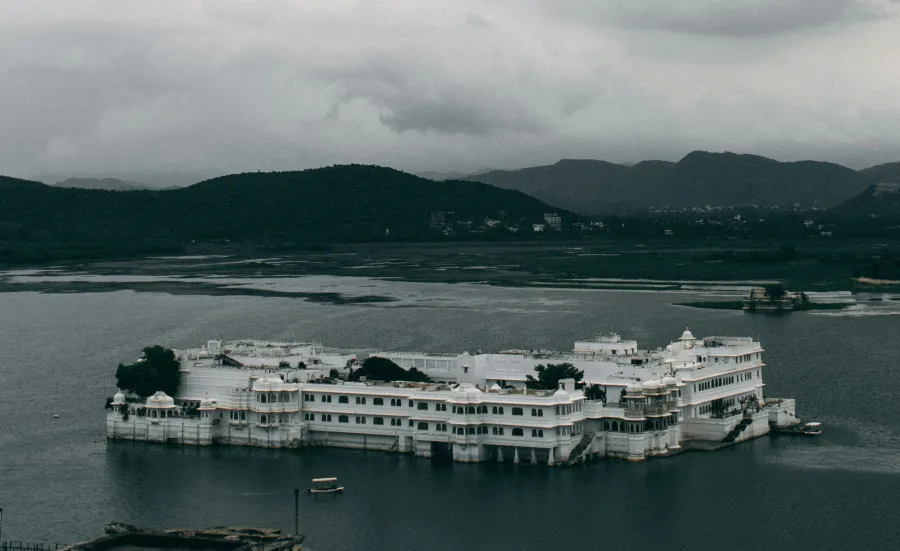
[105,330,802,464]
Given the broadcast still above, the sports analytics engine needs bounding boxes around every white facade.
[106,330,802,464]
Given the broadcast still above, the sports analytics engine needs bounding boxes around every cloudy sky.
[2,1,899,185]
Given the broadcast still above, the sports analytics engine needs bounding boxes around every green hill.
[468,151,874,215]
[831,183,900,221]
[0,165,581,264]
[862,162,900,183]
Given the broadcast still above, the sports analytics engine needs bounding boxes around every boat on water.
[774,421,823,436]
[308,477,344,494]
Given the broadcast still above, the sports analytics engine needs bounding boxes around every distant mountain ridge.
[862,162,900,184]
[416,169,494,181]
[0,165,580,263]
[52,177,150,191]
[465,151,876,215]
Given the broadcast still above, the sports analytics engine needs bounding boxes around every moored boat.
[774,421,822,436]
[308,477,344,494]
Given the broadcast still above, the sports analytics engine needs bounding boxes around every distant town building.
[874,183,900,196]
[664,229,674,236]
[543,213,562,230]
[532,223,545,232]
[484,218,501,228]
[430,211,447,229]
[743,287,806,311]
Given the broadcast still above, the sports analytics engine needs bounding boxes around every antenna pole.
[293,488,299,535]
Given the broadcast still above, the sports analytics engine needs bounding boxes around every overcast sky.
[2,1,900,185]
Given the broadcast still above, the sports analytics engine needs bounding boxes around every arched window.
[531,429,537,437]
[467,406,476,414]
[538,409,543,417]
[531,409,537,416]
[492,406,498,414]
[538,429,543,437]
[338,415,349,423]
[260,415,267,423]
[374,417,384,425]
[512,428,524,437]
[418,402,429,410]
[339,396,349,404]
[512,407,523,416]
[612,421,619,432]
[498,407,504,414]
[466,426,476,435]
[260,394,267,404]
[374,398,384,406]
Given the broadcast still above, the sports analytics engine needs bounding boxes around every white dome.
[626,383,642,394]
[113,391,126,404]
[642,379,662,392]
[145,391,175,408]
[662,376,677,387]
[451,385,466,397]
[554,387,569,397]
[253,377,286,392]
[680,328,695,341]
[665,344,674,352]
[465,386,483,398]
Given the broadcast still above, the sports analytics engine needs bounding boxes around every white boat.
[308,477,344,494]
[775,421,823,436]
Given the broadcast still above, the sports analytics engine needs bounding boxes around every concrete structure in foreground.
[105,330,802,464]
[61,523,303,551]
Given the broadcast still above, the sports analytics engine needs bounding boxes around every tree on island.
[525,362,584,390]
[763,283,786,302]
[348,357,431,383]
[115,345,181,398]
[583,384,606,402]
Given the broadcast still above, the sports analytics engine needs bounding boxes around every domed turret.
[112,391,126,405]
[626,383,643,395]
[662,376,677,388]
[642,379,662,393]
[465,385,483,399]
[145,391,175,408]
[554,386,569,398]
[252,377,286,392]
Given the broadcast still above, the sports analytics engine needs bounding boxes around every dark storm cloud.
[1,0,899,182]
[587,0,899,37]
[320,66,543,136]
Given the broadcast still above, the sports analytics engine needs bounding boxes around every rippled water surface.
[2,276,900,551]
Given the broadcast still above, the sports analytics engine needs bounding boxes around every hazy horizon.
[4,1,900,184]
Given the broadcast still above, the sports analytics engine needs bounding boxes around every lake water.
[2,275,900,551]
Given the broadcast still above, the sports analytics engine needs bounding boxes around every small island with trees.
[676,283,850,312]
